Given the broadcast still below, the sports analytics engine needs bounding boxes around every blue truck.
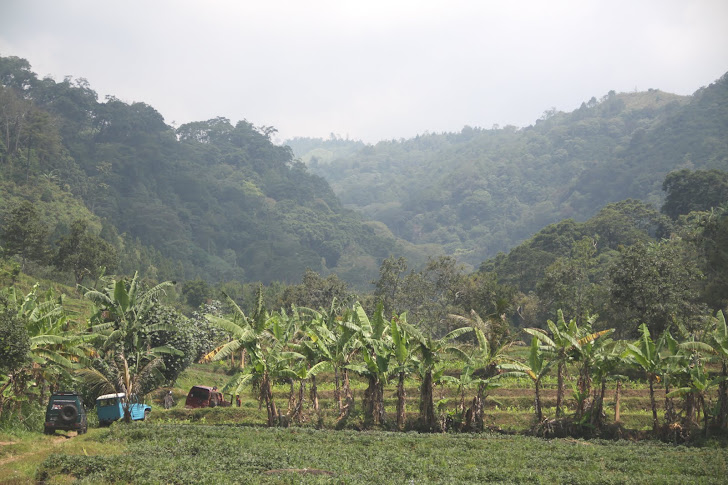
[96,392,151,426]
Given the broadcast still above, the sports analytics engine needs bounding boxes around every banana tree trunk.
[289,380,305,423]
[287,379,296,414]
[261,372,278,427]
[338,369,354,421]
[718,362,728,429]
[534,379,543,422]
[364,375,385,426]
[419,369,437,431]
[556,361,564,418]
[310,375,320,414]
[334,366,342,414]
[614,380,621,422]
[590,378,607,427]
[396,372,406,430]
[649,377,658,432]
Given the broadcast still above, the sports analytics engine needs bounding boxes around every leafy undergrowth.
[35,423,728,484]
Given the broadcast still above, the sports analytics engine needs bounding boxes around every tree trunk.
[664,382,677,425]
[419,370,437,431]
[556,361,564,418]
[590,378,607,427]
[338,369,354,420]
[534,379,543,422]
[718,362,728,429]
[684,392,696,427]
[614,380,621,422]
[334,366,342,414]
[649,377,658,432]
[310,375,319,414]
[286,379,296,416]
[364,375,385,426]
[473,382,485,431]
[396,372,406,430]
[262,373,278,427]
[290,380,305,423]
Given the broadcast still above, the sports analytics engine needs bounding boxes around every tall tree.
[661,169,728,219]
[0,200,49,269]
[608,240,704,337]
[54,219,118,285]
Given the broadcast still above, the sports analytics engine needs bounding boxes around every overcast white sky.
[1,0,727,143]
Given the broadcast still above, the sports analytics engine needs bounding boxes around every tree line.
[2,273,727,440]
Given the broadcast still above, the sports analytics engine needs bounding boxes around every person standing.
[163,390,174,409]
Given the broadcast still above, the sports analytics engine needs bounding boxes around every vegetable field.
[31,424,728,484]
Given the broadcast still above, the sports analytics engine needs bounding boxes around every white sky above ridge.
[1,0,727,144]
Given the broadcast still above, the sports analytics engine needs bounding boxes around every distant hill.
[290,74,728,268]
[0,55,404,288]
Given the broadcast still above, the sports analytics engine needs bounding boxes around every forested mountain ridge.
[0,55,401,287]
[289,72,728,267]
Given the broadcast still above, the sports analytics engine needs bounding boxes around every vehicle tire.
[143,409,150,421]
[44,427,54,435]
[210,400,217,408]
[60,405,78,423]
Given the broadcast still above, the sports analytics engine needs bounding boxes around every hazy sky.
[1,0,727,143]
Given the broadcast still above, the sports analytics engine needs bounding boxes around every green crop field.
[23,424,728,484]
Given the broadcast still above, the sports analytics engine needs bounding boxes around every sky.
[1,0,727,144]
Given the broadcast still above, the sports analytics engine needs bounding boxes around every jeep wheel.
[44,427,54,435]
[60,404,78,423]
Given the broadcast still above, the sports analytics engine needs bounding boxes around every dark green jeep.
[44,391,87,435]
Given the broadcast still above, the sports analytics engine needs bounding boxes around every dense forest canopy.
[0,55,401,287]
[1,54,727,339]
[289,75,728,268]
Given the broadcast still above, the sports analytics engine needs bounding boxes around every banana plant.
[681,310,728,428]
[525,310,606,418]
[79,273,181,422]
[204,290,304,426]
[623,323,663,431]
[667,361,726,435]
[2,285,95,406]
[346,302,392,426]
[401,321,472,431]
[390,314,417,430]
[503,336,553,422]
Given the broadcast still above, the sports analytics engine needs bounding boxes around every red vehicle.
[184,386,231,409]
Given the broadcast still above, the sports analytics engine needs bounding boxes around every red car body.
[184,386,231,409]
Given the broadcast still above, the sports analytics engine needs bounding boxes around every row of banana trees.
[204,296,728,437]
[2,274,727,437]
[203,291,512,431]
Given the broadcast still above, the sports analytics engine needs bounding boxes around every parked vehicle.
[185,386,231,408]
[96,392,151,426]
[44,391,87,435]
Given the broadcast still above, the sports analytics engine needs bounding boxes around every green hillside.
[290,76,728,267]
[0,55,401,288]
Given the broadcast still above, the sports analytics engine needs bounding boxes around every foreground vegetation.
[16,424,728,484]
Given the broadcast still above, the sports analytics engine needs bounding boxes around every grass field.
[20,424,728,484]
